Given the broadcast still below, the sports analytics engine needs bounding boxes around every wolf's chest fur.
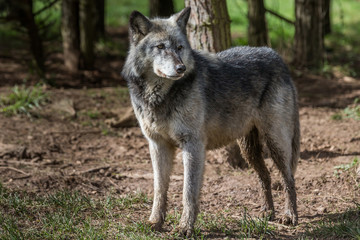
[130,74,200,144]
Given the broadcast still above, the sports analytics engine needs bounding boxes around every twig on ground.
[0,166,29,176]
[4,160,40,166]
[268,221,291,228]
[78,165,110,175]
[49,131,101,135]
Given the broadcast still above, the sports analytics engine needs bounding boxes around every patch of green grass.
[0,84,48,116]
[332,98,360,121]
[195,208,275,239]
[333,157,359,177]
[0,184,276,239]
[236,209,275,238]
[331,112,343,120]
[343,98,360,121]
[0,184,153,239]
[118,220,159,240]
[334,157,359,172]
[86,110,101,119]
[305,204,360,239]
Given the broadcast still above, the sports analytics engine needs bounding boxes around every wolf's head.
[125,8,194,80]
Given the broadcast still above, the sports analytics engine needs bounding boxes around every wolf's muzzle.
[176,64,186,74]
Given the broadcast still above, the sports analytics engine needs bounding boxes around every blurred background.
[0,0,359,88]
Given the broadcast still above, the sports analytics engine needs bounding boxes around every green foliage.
[194,208,274,239]
[334,156,359,172]
[305,204,360,239]
[118,220,158,239]
[33,0,62,41]
[0,185,276,239]
[332,98,360,121]
[236,209,275,238]
[343,98,360,120]
[0,84,48,116]
[86,110,100,119]
[106,0,148,27]
[333,157,359,183]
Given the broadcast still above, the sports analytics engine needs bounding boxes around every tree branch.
[265,8,294,25]
[34,0,58,16]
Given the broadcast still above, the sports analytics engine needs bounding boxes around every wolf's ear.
[174,7,191,33]
[129,11,152,45]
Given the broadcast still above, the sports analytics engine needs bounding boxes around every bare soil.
[0,38,360,238]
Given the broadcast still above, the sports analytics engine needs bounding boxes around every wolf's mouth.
[156,69,184,80]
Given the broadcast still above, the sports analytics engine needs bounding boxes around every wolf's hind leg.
[265,130,298,225]
[148,139,175,230]
[237,127,275,220]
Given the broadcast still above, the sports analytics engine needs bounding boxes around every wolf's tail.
[291,101,300,176]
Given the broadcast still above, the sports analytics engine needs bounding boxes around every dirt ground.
[0,38,360,238]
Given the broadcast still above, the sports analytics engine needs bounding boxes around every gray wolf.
[122,7,300,237]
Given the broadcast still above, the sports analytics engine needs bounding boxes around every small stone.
[316,206,327,214]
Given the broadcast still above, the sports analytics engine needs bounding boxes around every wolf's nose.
[176,64,186,74]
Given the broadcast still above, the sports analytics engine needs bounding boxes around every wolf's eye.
[157,44,165,49]
[177,45,183,50]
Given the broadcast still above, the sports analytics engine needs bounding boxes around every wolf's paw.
[259,208,275,221]
[148,220,163,232]
[176,224,194,238]
[179,227,194,238]
[279,212,298,226]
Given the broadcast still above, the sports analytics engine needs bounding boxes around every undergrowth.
[0,184,275,239]
[332,98,360,121]
[0,84,48,116]
[305,203,360,239]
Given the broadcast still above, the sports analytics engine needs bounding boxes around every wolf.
[122,7,300,237]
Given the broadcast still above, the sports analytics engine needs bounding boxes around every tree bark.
[185,0,231,52]
[61,0,80,72]
[79,0,96,69]
[323,0,331,36]
[294,0,323,68]
[95,0,106,39]
[11,0,45,74]
[149,0,174,18]
[247,0,269,46]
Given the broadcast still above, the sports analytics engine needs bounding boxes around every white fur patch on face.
[153,56,184,80]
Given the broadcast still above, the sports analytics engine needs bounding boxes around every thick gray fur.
[122,7,300,237]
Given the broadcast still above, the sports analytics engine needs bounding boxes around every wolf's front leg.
[148,139,175,230]
[179,140,205,237]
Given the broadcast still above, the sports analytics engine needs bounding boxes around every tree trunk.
[247,0,269,46]
[79,0,96,69]
[294,0,323,68]
[149,0,174,18]
[12,0,45,74]
[95,0,105,39]
[323,0,331,36]
[185,0,231,52]
[61,0,80,72]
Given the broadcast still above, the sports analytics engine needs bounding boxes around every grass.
[331,98,360,121]
[0,184,151,239]
[86,110,101,120]
[333,157,359,186]
[0,183,276,239]
[305,204,360,239]
[0,84,48,116]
